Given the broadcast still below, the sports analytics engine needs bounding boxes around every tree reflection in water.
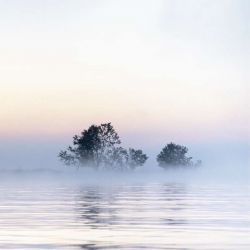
[75,185,121,228]
[161,183,187,225]
[75,183,187,229]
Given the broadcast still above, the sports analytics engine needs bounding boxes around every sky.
[0,0,249,168]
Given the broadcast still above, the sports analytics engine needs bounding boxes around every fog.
[0,135,249,186]
[0,134,249,250]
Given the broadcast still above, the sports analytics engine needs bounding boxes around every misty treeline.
[59,123,201,171]
[59,123,148,171]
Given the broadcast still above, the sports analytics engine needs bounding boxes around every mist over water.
[0,139,249,191]
[0,135,249,176]
[0,163,249,186]
[0,171,249,250]
[0,136,249,249]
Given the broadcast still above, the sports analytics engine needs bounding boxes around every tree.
[108,146,128,170]
[59,123,148,170]
[127,148,148,169]
[157,142,201,168]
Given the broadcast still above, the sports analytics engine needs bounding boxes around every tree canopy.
[157,142,201,169]
[59,123,148,170]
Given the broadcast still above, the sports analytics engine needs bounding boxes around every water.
[0,174,249,249]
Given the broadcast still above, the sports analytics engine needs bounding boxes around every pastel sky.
[0,0,249,167]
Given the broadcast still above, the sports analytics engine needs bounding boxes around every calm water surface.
[0,177,249,249]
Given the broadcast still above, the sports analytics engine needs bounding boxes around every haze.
[0,0,249,170]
